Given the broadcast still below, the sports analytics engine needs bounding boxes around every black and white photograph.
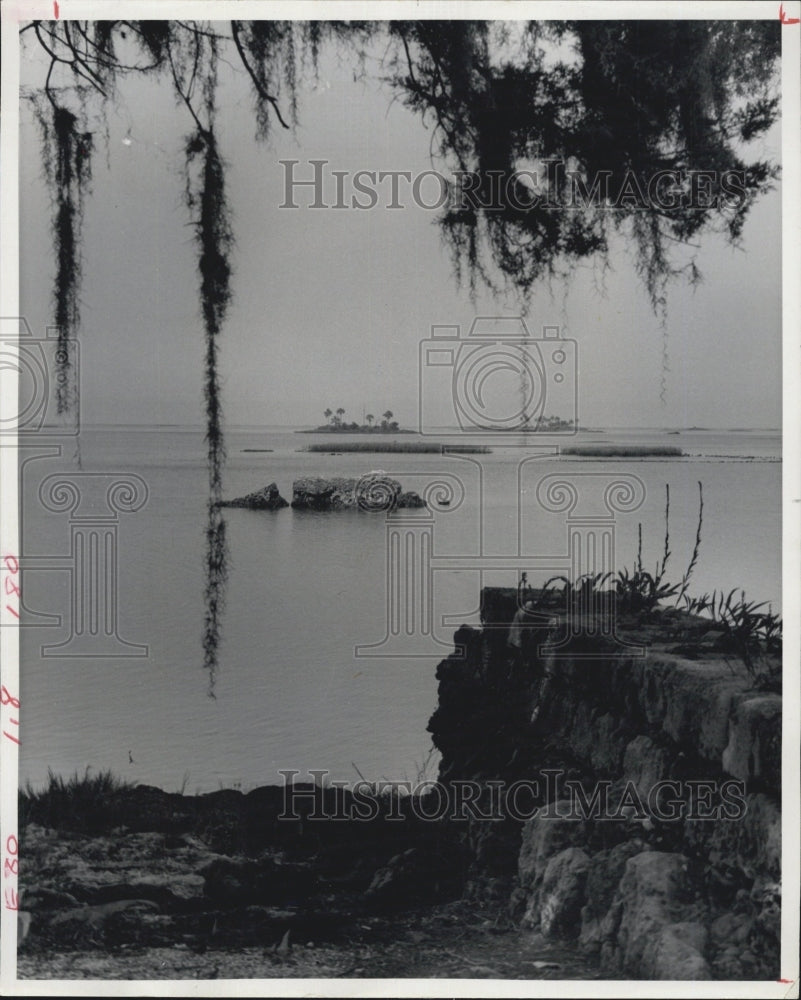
[1,1,799,993]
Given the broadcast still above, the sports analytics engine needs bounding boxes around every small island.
[297,408,416,434]
[519,415,576,432]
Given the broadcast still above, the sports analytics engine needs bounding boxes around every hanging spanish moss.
[387,20,780,312]
[189,129,231,694]
[183,118,234,694]
[203,503,228,697]
[184,127,232,498]
[30,99,94,414]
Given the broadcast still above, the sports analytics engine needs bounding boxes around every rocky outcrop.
[292,476,379,511]
[219,477,427,512]
[604,853,710,979]
[397,491,427,509]
[291,476,425,512]
[219,483,288,509]
[428,587,782,981]
[19,784,469,959]
[537,847,591,937]
[19,585,781,981]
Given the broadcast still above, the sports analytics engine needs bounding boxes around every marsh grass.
[20,768,134,834]
[302,442,490,454]
[560,445,683,457]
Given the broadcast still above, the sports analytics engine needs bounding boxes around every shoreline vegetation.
[299,408,412,434]
[297,426,418,434]
[298,411,589,436]
[301,442,490,454]
[299,443,684,456]
[560,445,684,457]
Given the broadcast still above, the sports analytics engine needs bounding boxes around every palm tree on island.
[306,406,407,433]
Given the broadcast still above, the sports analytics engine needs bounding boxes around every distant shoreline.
[56,423,782,434]
[296,427,418,435]
[300,441,491,454]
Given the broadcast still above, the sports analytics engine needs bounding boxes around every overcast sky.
[19,25,782,430]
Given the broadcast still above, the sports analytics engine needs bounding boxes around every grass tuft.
[302,442,490,454]
[20,768,134,834]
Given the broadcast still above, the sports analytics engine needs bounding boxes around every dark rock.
[600,852,710,978]
[537,847,591,937]
[622,736,672,798]
[365,848,419,904]
[710,910,753,948]
[397,491,427,508]
[199,788,245,809]
[518,800,588,895]
[291,476,367,510]
[747,877,781,976]
[684,791,780,879]
[365,845,466,908]
[219,482,288,509]
[48,899,162,946]
[721,693,781,788]
[23,888,81,912]
[201,857,318,907]
[291,475,424,512]
[83,882,185,910]
[580,838,649,951]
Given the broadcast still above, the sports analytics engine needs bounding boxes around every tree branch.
[167,41,206,135]
[230,20,290,130]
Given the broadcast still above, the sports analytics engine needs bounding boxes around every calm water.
[19,426,781,792]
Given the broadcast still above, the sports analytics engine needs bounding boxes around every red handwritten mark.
[1,686,20,745]
[777,979,794,984]
[53,1,59,18]
[3,553,20,620]
[3,837,18,910]
[780,3,800,23]
[0,688,19,709]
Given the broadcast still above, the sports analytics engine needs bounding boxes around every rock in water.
[291,477,362,510]
[291,475,425,512]
[219,483,289,510]
[397,491,427,508]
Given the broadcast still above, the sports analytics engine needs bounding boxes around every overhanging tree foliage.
[20,18,781,690]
